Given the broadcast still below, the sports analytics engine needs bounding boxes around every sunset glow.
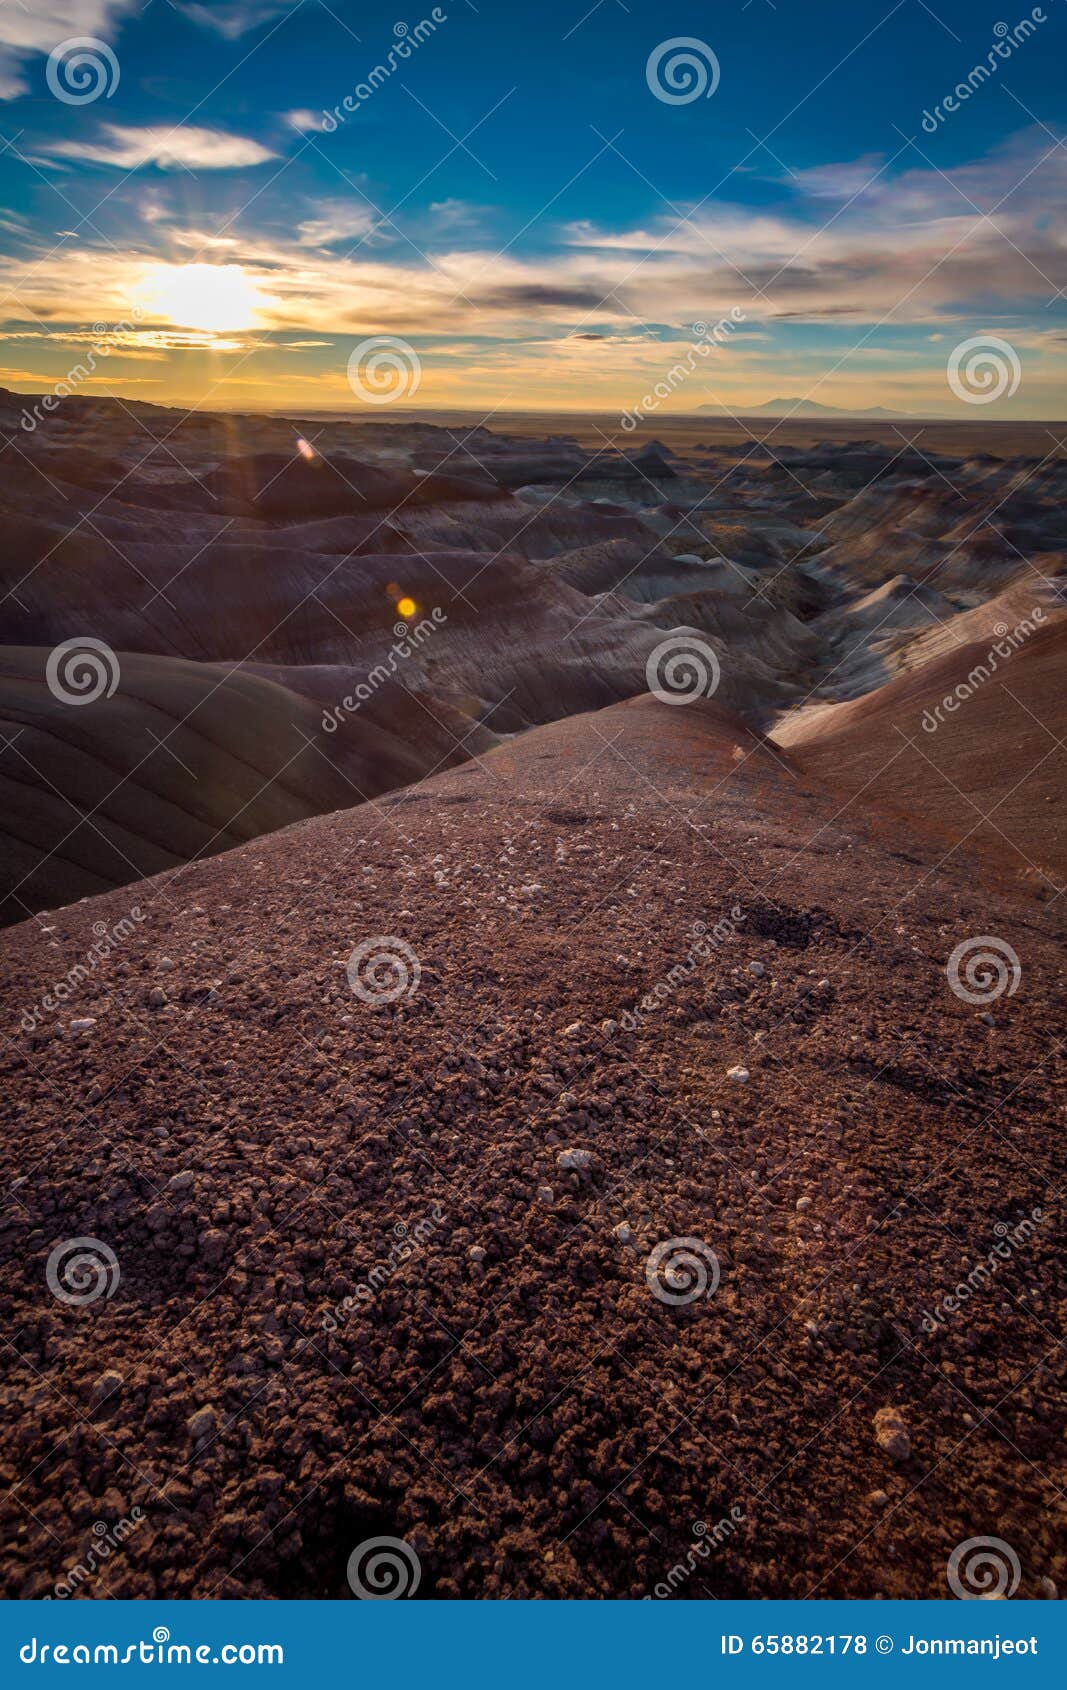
[133,264,267,335]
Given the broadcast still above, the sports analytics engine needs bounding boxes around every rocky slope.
[0,696,1063,1599]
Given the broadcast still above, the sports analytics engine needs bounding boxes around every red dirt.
[789,619,1067,888]
[1,696,1063,1599]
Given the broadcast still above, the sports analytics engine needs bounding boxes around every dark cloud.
[479,283,611,311]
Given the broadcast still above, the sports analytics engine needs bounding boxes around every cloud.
[296,202,379,247]
[283,109,327,134]
[428,200,494,233]
[0,0,136,99]
[173,2,292,40]
[556,129,1067,329]
[478,282,614,312]
[1,128,1064,413]
[42,123,277,170]
[787,155,888,199]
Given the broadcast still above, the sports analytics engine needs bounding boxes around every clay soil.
[1,697,1063,1598]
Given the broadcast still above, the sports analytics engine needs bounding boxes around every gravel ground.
[1,696,1063,1599]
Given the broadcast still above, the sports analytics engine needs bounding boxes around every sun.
[134,263,266,333]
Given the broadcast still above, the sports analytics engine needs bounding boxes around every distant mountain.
[697,397,932,419]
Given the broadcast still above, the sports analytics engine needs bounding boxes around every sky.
[0,0,1064,417]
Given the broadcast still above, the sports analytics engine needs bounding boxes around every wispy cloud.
[41,123,277,170]
[282,108,327,134]
[296,201,380,247]
[172,2,292,40]
[429,200,496,233]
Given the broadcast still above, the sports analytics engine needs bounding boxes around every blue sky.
[0,0,1064,413]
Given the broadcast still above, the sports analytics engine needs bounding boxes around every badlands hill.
[0,646,488,924]
[784,618,1067,887]
[1,390,1064,922]
[1,696,1063,1599]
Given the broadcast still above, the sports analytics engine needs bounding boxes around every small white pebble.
[557,1148,593,1172]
